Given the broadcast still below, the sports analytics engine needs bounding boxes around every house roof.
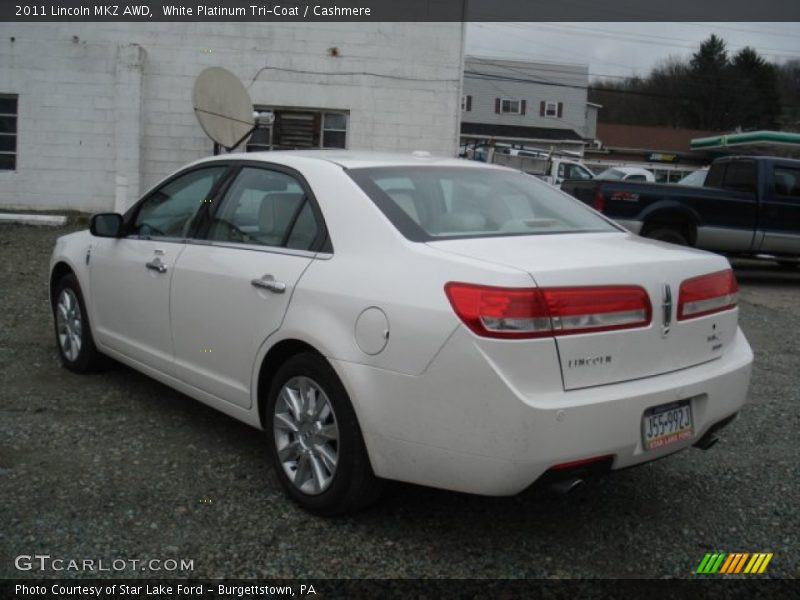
[461,122,584,142]
[597,124,718,152]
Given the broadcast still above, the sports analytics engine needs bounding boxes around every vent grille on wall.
[274,112,321,148]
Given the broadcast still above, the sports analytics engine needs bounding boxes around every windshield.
[348,166,620,241]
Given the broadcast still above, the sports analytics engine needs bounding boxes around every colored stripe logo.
[696,552,773,574]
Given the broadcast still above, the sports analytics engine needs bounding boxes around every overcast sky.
[466,23,800,81]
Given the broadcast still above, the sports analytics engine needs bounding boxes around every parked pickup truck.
[561,155,800,266]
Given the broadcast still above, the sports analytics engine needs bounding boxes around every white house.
[0,23,464,213]
[461,56,598,155]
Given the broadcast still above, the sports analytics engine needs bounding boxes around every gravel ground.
[0,222,798,580]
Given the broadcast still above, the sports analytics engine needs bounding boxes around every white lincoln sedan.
[49,151,753,515]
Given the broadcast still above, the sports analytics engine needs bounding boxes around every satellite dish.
[192,67,255,151]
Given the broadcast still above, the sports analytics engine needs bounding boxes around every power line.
[464,71,800,110]
[469,56,796,100]
[475,23,800,65]
[526,23,800,61]
[469,24,644,76]
[684,22,800,40]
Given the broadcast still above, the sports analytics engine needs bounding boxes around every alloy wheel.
[273,376,339,495]
[56,288,82,362]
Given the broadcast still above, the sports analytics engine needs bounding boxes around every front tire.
[266,353,383,516]
[52,273,106,372]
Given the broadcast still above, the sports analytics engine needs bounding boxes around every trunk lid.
[428,232,738,390]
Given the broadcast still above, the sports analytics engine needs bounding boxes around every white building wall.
[0,23,464,212]
[462,56,589,136]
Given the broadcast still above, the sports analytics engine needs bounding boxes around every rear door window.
[207,166,320,251]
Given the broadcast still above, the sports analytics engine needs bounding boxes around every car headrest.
[259,192,305,234]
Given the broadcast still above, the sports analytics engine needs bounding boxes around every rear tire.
[52,273,107,372]
[642,226,689,246]
[266,352,384,516]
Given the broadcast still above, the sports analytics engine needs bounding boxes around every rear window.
[348,166,619,241]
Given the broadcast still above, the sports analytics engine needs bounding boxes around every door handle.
[145,258,168,273]
[251,275,286,294]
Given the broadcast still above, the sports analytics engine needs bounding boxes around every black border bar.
[2,579,798,600]
[2,0,800,22]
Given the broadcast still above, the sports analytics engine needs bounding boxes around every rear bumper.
[332,327,753,496]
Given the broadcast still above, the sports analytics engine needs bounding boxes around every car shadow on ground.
[94,357,709,526]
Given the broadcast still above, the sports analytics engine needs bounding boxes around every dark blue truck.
[561,156,800,266]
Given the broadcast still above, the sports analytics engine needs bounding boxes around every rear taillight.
[677,269,738,321]
[443,283,551,339]
[544,286,652,335]
[592,188,606,211]
[444,282,651,339]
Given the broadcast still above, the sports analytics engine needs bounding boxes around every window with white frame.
[542,101,563,119]
[501,99,521,114]
[0,94,17,171]
[246,106,348,152]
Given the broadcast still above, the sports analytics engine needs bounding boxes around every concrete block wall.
[0,22,464,213]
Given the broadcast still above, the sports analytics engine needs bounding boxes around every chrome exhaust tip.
[693,435,719,451]
[548,477,585,495]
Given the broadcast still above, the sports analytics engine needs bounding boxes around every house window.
[0,94,17,171]
[461,95,472,111]
[246,107,348,152]
[541,101,564,119]
[495,98,526,115]
[501,99,521,114]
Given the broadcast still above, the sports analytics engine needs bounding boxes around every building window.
[495,98,526,115]
[461,95,472,111]
[501,99,521,114]
[0,94,17,171]
[246,106,348,152]
[322,112,347,149]
[540,101,564,119]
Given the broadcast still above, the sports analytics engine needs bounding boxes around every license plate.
[642,399,693,451]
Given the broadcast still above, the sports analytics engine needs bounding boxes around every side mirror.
[90,213,124,238]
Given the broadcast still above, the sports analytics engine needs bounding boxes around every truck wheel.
[642,227,689,246]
